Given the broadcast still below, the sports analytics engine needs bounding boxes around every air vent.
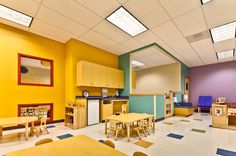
[186,30,210,43]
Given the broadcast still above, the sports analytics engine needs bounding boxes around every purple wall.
[190,61,236,107]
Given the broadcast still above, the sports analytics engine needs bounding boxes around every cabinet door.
[117,70,124,88]
[77,61,91,86]
[82,61,92,86]
[109,68,117,88]
[90,63,100,87]
[100,66,109,87]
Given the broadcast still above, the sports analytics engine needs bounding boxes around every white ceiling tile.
[140,3,170,29]
[131,45,177,70]
[124,0,161,18]
[1,0,40,16]
[203,0,236,28]
[75,0,120,17]
[121,38,144,52]
[191,39,217,64]
[35,6,88,37]
[206,10,236,29]
[107,44,130,55]
[203,0,236,19]
[42,0,102,28]
[191,38,214,53]
[178,50,203,66]
[168,38,193,52]
[158,0,200,18]
[30,19,76,43]
[134,31,158,45]
[78,30,118,50]
[34,0,42,3]
[92,20,131,43]
[174,8,207,36]
[214,39,235,52]
[116,0,128,5]
[152,21,183,43]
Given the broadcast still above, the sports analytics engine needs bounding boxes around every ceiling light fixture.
[201,0,212,5]
[106,6,148,36]
[131,60,145,66]
[216,49,235,59]
[210,21,236,43]
[0,4,33,27]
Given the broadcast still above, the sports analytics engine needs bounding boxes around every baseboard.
[3,119,64,131]
[155,117,164,122]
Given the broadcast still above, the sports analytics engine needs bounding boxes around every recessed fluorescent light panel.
[210,22,236,43]
[132,60,145,67]
[106,7,148,36]
[0,4,33,27]
[216,49,235,59]
[201,0,212,4]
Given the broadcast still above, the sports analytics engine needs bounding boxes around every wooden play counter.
[212,103,236,130]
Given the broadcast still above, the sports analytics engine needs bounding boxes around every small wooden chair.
[107,120,124,141]
[132,120,147,140]
[121,104,127,114]
[104,139,115,149]
[133,151,148,156]
[35,138,53,146]
[144,118,154,135]
[34,117,49,137]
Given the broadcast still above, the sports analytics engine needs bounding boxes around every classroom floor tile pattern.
[167,133,184,140]
[1,113,236,156]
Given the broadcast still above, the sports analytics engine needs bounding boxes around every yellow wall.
[132,63,181,94]
[65,39,118,102]
[0,23,65,120]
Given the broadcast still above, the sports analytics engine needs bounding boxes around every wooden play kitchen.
[100,99,129,122]
[212,103,236,130]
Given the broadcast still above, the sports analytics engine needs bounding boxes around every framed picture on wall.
[18,53,54,86]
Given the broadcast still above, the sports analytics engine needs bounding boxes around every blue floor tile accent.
[98,139,104,143]
[167,133,184,140]
[201,113,209,116]
[57,133,74,140]
[46,125,56,129]
[217,148,236,156]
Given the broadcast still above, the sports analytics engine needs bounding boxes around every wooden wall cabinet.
[77,61,124,88]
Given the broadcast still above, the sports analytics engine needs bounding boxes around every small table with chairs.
[105,113,155,142]
[0,117,38,141]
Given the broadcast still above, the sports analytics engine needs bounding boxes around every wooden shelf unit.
[65,99,87,129]
[164,91,173,118]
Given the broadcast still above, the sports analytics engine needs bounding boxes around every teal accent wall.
[174,63,190,102]
[129,96,154,115]
[156,95,164,119]
[119,53,130,96]
[181,63,190,94]
[175,92,182,102]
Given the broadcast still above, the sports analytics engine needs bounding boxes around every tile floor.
[1,113,236,156]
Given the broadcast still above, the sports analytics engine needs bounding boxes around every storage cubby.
[65,99,87,129]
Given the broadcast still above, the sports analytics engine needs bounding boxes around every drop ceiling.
[131,45,177,70]
[0,0,236,67]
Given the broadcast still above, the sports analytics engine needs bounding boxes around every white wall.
[133,63,181,94]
